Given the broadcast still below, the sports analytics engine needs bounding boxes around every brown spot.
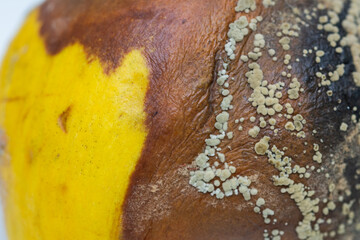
[1,96,27,102]
[22,109,30,121]
[27,150,34,165]
[59,183,68,194]
[1,94,53,103]
[26,145,44,166]
[58,105,72,133]
[0,130,6,152]
[0,129,7,165]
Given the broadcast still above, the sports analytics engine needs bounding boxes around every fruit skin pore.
[0,10,149,240]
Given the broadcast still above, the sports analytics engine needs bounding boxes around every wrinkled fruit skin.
[0,0,360,240]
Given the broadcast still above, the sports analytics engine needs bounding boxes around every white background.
[0,1,44,239]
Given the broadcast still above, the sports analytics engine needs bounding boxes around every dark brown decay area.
[38,0,360,239]
[304,1,360,237]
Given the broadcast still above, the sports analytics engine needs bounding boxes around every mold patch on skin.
[189,0,360,239]
[35,0,360,239]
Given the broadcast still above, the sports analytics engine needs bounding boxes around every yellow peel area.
[0,10,149,240]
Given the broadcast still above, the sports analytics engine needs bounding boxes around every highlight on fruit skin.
[1,0,360,239]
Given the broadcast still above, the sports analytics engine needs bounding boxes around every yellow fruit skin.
[0,10,149,240]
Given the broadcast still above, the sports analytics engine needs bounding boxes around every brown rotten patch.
[39,0,360,239]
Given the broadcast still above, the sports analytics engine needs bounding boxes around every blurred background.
[0,1,43,239]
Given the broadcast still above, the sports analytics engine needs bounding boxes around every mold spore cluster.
[189,0,360,239]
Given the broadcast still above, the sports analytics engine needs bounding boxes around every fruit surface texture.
[1,0,360,240]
